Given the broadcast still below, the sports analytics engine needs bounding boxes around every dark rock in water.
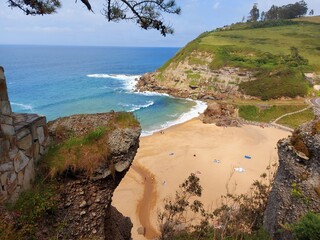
[264,118,320,240]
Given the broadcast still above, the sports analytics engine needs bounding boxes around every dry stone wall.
[0,66,49,203]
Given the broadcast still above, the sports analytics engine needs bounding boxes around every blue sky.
[0,0,319,47]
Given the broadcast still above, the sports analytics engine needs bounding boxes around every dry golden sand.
[113,118,289,240]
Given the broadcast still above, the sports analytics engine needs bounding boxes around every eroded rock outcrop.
[47,112,141,240]
[201,102,242,127]
[264,118,320,240]
[136,61,256,100]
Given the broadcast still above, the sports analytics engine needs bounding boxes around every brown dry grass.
[312,120,320,135]
[293,16,320,24]
[46,127,110,177]
[290,131,310,158]
[44,112,139,177]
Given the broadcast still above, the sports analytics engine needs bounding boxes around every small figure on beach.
[213,159,220,164]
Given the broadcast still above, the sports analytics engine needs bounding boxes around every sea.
[0,45,207,136]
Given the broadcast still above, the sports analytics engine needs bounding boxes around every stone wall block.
[17,171,24,186]
[22,158,35,190]
[8,172,17,184]
[39,145,47,156]
[0,162,14,172]
[1,124,15,136]
[8,147,18,160]
[30,117,46,139]
[0,138,10,163]
[6,178,17,195]
[0,115,13,125]
[13,151,30,173]
[24,147,34,158]
[0,172,8,186]
[16,128,31,140]
[17,133,32,150]
[36,126,45,144]
[33,142,40,162]
[1,101,12,115]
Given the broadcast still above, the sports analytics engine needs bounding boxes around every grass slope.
[159,18,320,100]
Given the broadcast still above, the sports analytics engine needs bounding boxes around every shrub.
[311,120,320,135]
[290,131,310,158]
[158,164,276,240]
[115,112,139,128]
[292,212,320,240]
[3,181,57,238]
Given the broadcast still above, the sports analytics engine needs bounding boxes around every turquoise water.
[0,45,206,135]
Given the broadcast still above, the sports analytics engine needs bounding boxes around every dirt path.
[132,163,158,239]
[272,105,312,124]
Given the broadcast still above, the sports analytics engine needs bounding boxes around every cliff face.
[136,66,254,101]
[47,113,141,240]
[264,118,320,239]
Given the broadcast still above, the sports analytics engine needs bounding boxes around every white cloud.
[213,2,220,9]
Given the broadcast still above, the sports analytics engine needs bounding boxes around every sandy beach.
[113,118,290,240]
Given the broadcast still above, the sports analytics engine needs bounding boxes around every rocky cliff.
[136,66,254,101]
[264,118,320,239]
[45,112,141,240]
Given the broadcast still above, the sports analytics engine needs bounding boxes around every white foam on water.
[141,100,207,136]
[87,74,141,92]
[11,102,34,112]
[135,90,170,97]
[119,101,154,112]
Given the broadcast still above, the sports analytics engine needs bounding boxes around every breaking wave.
[87,74,141,91]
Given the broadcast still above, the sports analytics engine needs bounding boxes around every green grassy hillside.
[158,18,320,100]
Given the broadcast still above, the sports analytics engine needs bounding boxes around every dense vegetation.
[262,1,309,21]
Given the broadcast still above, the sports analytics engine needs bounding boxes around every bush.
[158,165,276,240]
[290,130,310,158]
[239,69,309,100]
[292,212,320,240]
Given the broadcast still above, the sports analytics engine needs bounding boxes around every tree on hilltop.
[6,0,181,36]
[249,3,260,22]
[309,9,314,15]
[264,1,308,20]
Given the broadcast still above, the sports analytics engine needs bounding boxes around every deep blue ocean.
[0,45,206,135]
